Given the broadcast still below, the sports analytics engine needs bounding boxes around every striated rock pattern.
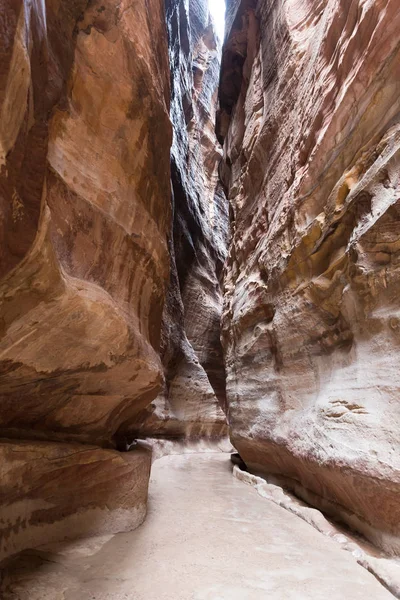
[0,0,229,562]
[131,0,229,439]
[0,0,171,446]
[220,0,400,553]
[0,440,151,562]
[0,0,170,559]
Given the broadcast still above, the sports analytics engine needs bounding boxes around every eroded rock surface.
[0,440,151,563]
[0,0,171,445]
[219,0,400,553]
[0,0,230,562]
[131,0,229,439]
[0,454,394,600]
[0,0,170,558]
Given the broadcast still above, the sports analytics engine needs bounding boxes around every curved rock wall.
[131,0,229,439]
[0,0,171,558]
[0,0,229,561]
[0,441,151,562]
[0,0,172,446]
[219,0,400,553]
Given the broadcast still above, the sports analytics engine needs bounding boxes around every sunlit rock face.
[219,0,400,553]
[131,0,229,439]
[0,0,170,558]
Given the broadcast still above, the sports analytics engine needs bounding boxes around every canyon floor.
[0,453,394,600]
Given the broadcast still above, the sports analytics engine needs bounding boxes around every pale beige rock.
[234,464,400,598]
[140,435,234,461]
[219,0,400,553]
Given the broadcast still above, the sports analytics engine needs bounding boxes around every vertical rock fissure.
[130,0,230,440]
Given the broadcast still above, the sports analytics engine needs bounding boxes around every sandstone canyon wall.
[0,0,170,561]
[0,0,229,562]
[0,0,172,447]
[3,0,399,571]
[131,0,229,439]
[219,0,400,553]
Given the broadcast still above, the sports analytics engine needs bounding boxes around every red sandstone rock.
[0,0,170,559]
[219,0,400,554]
[0,0,171,445]
[0,0,229,562]
[0,440,151,562]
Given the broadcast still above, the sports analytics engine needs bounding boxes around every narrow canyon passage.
[1,453,394,600]
[1,0,400,597]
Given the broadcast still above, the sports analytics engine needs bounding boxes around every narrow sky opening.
[208,0,226,42]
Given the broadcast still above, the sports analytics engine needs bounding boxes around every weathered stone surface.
[0,0,171,446]
[220,0,400,553]
[0,440,151,562]
[131,0,229,439]
[0,0,170,561]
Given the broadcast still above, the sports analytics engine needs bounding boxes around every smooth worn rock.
[0,0,170,560]
[220,0,400,553]
[0,454,394,600]
[0,440,151,563]
[131,0,229,439]
[234,465,400,598]
[0,0,171,446]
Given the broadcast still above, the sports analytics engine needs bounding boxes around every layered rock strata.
[0,441,151,563]
[219,0,400,553]
[0,0,171,445]
[0,0,231,562]
[131,0,229,439]
[0,0,170,558]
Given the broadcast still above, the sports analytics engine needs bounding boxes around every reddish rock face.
[131,0,229,439]
[0,0,172,445]
[0,0,171,560]
[0,0,229,561]
[219,0,400,553]
[0,440,151,562]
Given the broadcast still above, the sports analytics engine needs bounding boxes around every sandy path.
[1,453,394,599]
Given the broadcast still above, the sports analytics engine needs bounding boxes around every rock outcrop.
[131,0,229,439]
[0,0,171,558]
[0,0,171,446]
[0,441,151,562]
[6,0,399,574]
[219,0,400,553]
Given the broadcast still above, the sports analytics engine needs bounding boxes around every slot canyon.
[0,0,400,597]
